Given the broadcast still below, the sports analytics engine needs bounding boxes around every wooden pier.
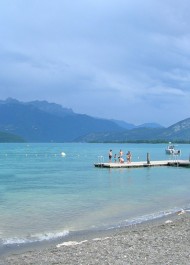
[94,160,190,168]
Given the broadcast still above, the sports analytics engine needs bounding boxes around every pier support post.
[147,153,150,164]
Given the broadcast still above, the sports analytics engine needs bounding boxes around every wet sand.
[1,211,190,265]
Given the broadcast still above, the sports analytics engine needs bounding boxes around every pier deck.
[94,160,190,168]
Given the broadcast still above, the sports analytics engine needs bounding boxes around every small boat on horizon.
[165,142,181,155]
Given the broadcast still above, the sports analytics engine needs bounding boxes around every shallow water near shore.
[0,143,190,254]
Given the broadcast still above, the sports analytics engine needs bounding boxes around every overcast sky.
[0,0,190,126]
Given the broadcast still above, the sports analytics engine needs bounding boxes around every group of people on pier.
[108,149,132,163]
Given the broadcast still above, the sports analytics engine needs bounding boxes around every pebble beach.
[1,211,190,265]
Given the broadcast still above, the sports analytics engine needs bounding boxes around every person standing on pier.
[108,149,112,162]
[119,149,123,158]
[126,151,132,163]
[118,149,124,163]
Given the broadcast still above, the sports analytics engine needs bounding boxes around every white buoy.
[61,152,66,157]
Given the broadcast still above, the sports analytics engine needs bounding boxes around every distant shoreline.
[86,140,190,144]
[1,140,190,144]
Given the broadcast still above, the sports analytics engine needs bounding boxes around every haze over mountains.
[0,98,189,143]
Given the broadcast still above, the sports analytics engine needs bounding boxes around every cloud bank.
[0,0,190,126]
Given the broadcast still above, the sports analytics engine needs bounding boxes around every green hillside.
[0,131,25,143]
[76,119,190,143]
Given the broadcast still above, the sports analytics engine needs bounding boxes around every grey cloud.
[0,0,190,126]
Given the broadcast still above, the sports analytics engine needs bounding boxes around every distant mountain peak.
[167,117,190,133]
[111,119,136,130]
[27,100,74,117]
[0,98,122,142]
[0,98,74,117]
[111,120,164,130]
[0,97,20,104]
[136,122,165,129]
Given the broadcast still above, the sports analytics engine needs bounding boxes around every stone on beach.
[1,213,190,265]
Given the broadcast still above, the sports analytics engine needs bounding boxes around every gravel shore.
[1,211,190,265]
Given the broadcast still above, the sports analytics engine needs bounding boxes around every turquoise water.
[0,143,190,248]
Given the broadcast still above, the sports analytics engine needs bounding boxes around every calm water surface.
[0,143,190,248]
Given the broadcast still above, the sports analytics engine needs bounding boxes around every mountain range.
[0,98,189,143]
[0,98,122,142]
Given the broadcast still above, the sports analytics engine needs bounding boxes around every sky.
[0,0,190,127]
